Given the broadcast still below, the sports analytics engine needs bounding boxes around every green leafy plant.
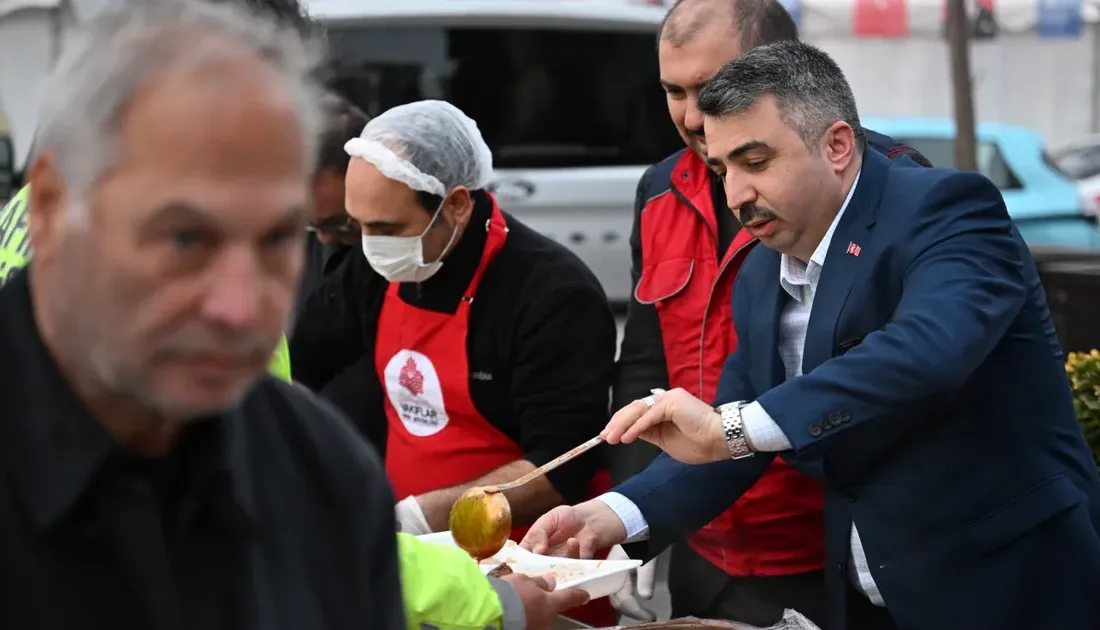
[1066,350,1100,467]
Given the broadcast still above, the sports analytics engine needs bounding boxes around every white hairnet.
[344,100,494,197]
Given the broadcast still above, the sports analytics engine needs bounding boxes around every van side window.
[325,26,683,169]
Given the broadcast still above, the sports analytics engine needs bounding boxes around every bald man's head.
[658,0,798,51]
[656,0,799,159]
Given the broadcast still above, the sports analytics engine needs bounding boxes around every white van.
[310,0,680,306]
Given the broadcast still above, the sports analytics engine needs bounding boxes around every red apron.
[376,204,616,627]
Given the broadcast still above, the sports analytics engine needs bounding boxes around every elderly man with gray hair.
[0,1,406,628]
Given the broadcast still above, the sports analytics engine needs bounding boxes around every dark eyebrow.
[706,140,773,169]
[312,212,354,228]
[727,140,772,160]
[147,202,216,227]
[659,79,706,92]
[363,220,404,231]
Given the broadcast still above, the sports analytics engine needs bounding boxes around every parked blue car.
[863,117,1100,249]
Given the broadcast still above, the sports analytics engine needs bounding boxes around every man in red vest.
[609,0,930,625]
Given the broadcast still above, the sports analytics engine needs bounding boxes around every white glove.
[395,496,432,536]
[607,545,658,622]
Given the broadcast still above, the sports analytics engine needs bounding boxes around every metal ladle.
[449,435,604,561]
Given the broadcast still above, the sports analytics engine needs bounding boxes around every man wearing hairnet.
[290,100,619,627]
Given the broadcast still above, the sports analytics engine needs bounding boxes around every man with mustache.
[530,40,1100,630]
[607,0,928,625]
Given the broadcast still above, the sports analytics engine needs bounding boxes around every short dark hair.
[413,189,491,217]
[697,41,866,152]
[658,0,799,50]
[414,191,444,215]
[316,93,369,175]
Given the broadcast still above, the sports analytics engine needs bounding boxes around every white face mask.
[361,202,459,283]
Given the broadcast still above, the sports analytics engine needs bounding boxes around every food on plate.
[476,541,522,565]
[473,541,612,585]
[523,563,589,582]
[483,562,594,583]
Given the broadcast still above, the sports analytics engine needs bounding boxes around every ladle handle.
[494,436,604,492]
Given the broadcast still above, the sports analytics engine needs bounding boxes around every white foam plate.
[417,532,642,600]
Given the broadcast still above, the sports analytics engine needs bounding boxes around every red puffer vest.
[635,149,826,577]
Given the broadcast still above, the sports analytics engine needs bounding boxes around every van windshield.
[325,25,684,169]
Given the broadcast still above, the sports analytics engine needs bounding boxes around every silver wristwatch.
[716,401,754,460]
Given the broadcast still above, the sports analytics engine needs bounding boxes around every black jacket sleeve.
[290,252,377,390]
[608,165,669,485]
[511,271,618,504]
[352,421,404,630]
[317,357,388,455]
[275,383,404,630]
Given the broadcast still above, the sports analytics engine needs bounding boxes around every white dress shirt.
[599,170,888,608]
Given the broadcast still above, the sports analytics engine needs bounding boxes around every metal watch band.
[717,401,754,460]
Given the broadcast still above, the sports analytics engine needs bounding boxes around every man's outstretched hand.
[602,387,729,464]
[520,501,628,559]
[502,574,590,630]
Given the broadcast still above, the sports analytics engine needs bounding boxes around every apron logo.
[398,358,425,395]
[384,350,449,437]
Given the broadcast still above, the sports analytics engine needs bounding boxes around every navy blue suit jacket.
[616,148,1100,630]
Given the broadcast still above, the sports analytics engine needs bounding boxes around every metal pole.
[946,0,978,172]
[1091,20,1100,133]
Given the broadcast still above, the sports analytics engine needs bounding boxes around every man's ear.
[822,121,857,175]
[26,152,68,263]
[444,186,473,228]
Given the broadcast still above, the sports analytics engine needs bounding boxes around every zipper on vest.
[697,236,758,399]
[670,186,719,250]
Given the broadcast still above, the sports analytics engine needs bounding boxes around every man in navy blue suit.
[522,41,1100,630]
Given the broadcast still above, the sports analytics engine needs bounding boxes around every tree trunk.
[946,0,979,172]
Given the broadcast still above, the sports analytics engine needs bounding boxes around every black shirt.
[294,238,352,323]
[290,191,617,504]
[710,171,741,258]
[0,270,404,630]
